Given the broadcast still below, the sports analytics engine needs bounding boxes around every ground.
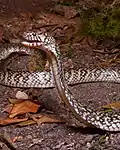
[0,0,120,150]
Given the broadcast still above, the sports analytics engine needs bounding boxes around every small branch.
[0,132,16,150]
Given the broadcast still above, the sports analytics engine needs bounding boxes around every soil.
[0,0,120,150]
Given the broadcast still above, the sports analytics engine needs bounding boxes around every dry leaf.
[31,114,64,125]
[9,98,25,104]
[16,120,36,127]
[0,118,28,125]
[102,102,120,109]
[17,114,65,126]
[9,100,40,118]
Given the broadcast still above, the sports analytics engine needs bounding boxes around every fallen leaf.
[31,114,65,125]
[16,120,36,126]
[0,118,28,125]
[9,100,40,118]
[9,98,25,104]
[16,114,65,126]
[98,56,120,67]
[102,102,120,109]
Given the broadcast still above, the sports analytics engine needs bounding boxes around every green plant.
[80,6,120,38]
[56,0,75,6]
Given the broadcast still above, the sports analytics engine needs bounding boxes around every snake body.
[21,31,120,131]
[0,34,120,131]
[0,69,120,88]
[0,44,120,88]
[0,43,34,60]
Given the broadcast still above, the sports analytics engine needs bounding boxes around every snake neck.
[0,43,34,60]
[49,48,120,131]
[21,31,120,131]
[41,42,120,131]
[47,49,93,126]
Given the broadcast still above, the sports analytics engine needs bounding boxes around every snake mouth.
[21,40,50,55]
[22,41,43,47]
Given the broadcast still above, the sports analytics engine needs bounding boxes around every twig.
[0,132,16,150]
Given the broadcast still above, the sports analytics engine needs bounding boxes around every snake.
[0,43,120,88]
[18,30,120,132]
[0,33,120,131]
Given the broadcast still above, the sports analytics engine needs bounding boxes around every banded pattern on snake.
[21,31,120,131]
[0,44,120,88]
[0,32,120,131]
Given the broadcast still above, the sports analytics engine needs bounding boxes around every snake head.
[22,31,59,56]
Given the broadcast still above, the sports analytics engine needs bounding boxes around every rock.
[85,135,93,143]
[16,91,28,99]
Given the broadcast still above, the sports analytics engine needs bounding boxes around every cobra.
[20,30,120,131]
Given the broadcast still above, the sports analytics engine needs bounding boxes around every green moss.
[80,7,120,38]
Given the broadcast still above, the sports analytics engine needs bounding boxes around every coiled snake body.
[0,33,120,131]
[21,31,120,131]
[0,44,120,88]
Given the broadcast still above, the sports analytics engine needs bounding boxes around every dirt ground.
[0,0,120,150]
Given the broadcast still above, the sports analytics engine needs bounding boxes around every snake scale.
[21,31,120,131]
[0,44,120,88]
[0,32,120,131]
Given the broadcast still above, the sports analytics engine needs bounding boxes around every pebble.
[26,135,32,139]
[86,142,92,149]
[116,134,120,143]
[114,145,120,150]
[60,145,68,150]
[54,142,65,149]
[16,91,28,99]
[81,147,88,150]
[79,140,85,145]
[75,143,81,149]
[85,135,93,142]
[44,147,50,150]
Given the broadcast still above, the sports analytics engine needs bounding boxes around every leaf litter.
[0,97,64,126]
[9,100,40,118]
[102,101,120,109]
